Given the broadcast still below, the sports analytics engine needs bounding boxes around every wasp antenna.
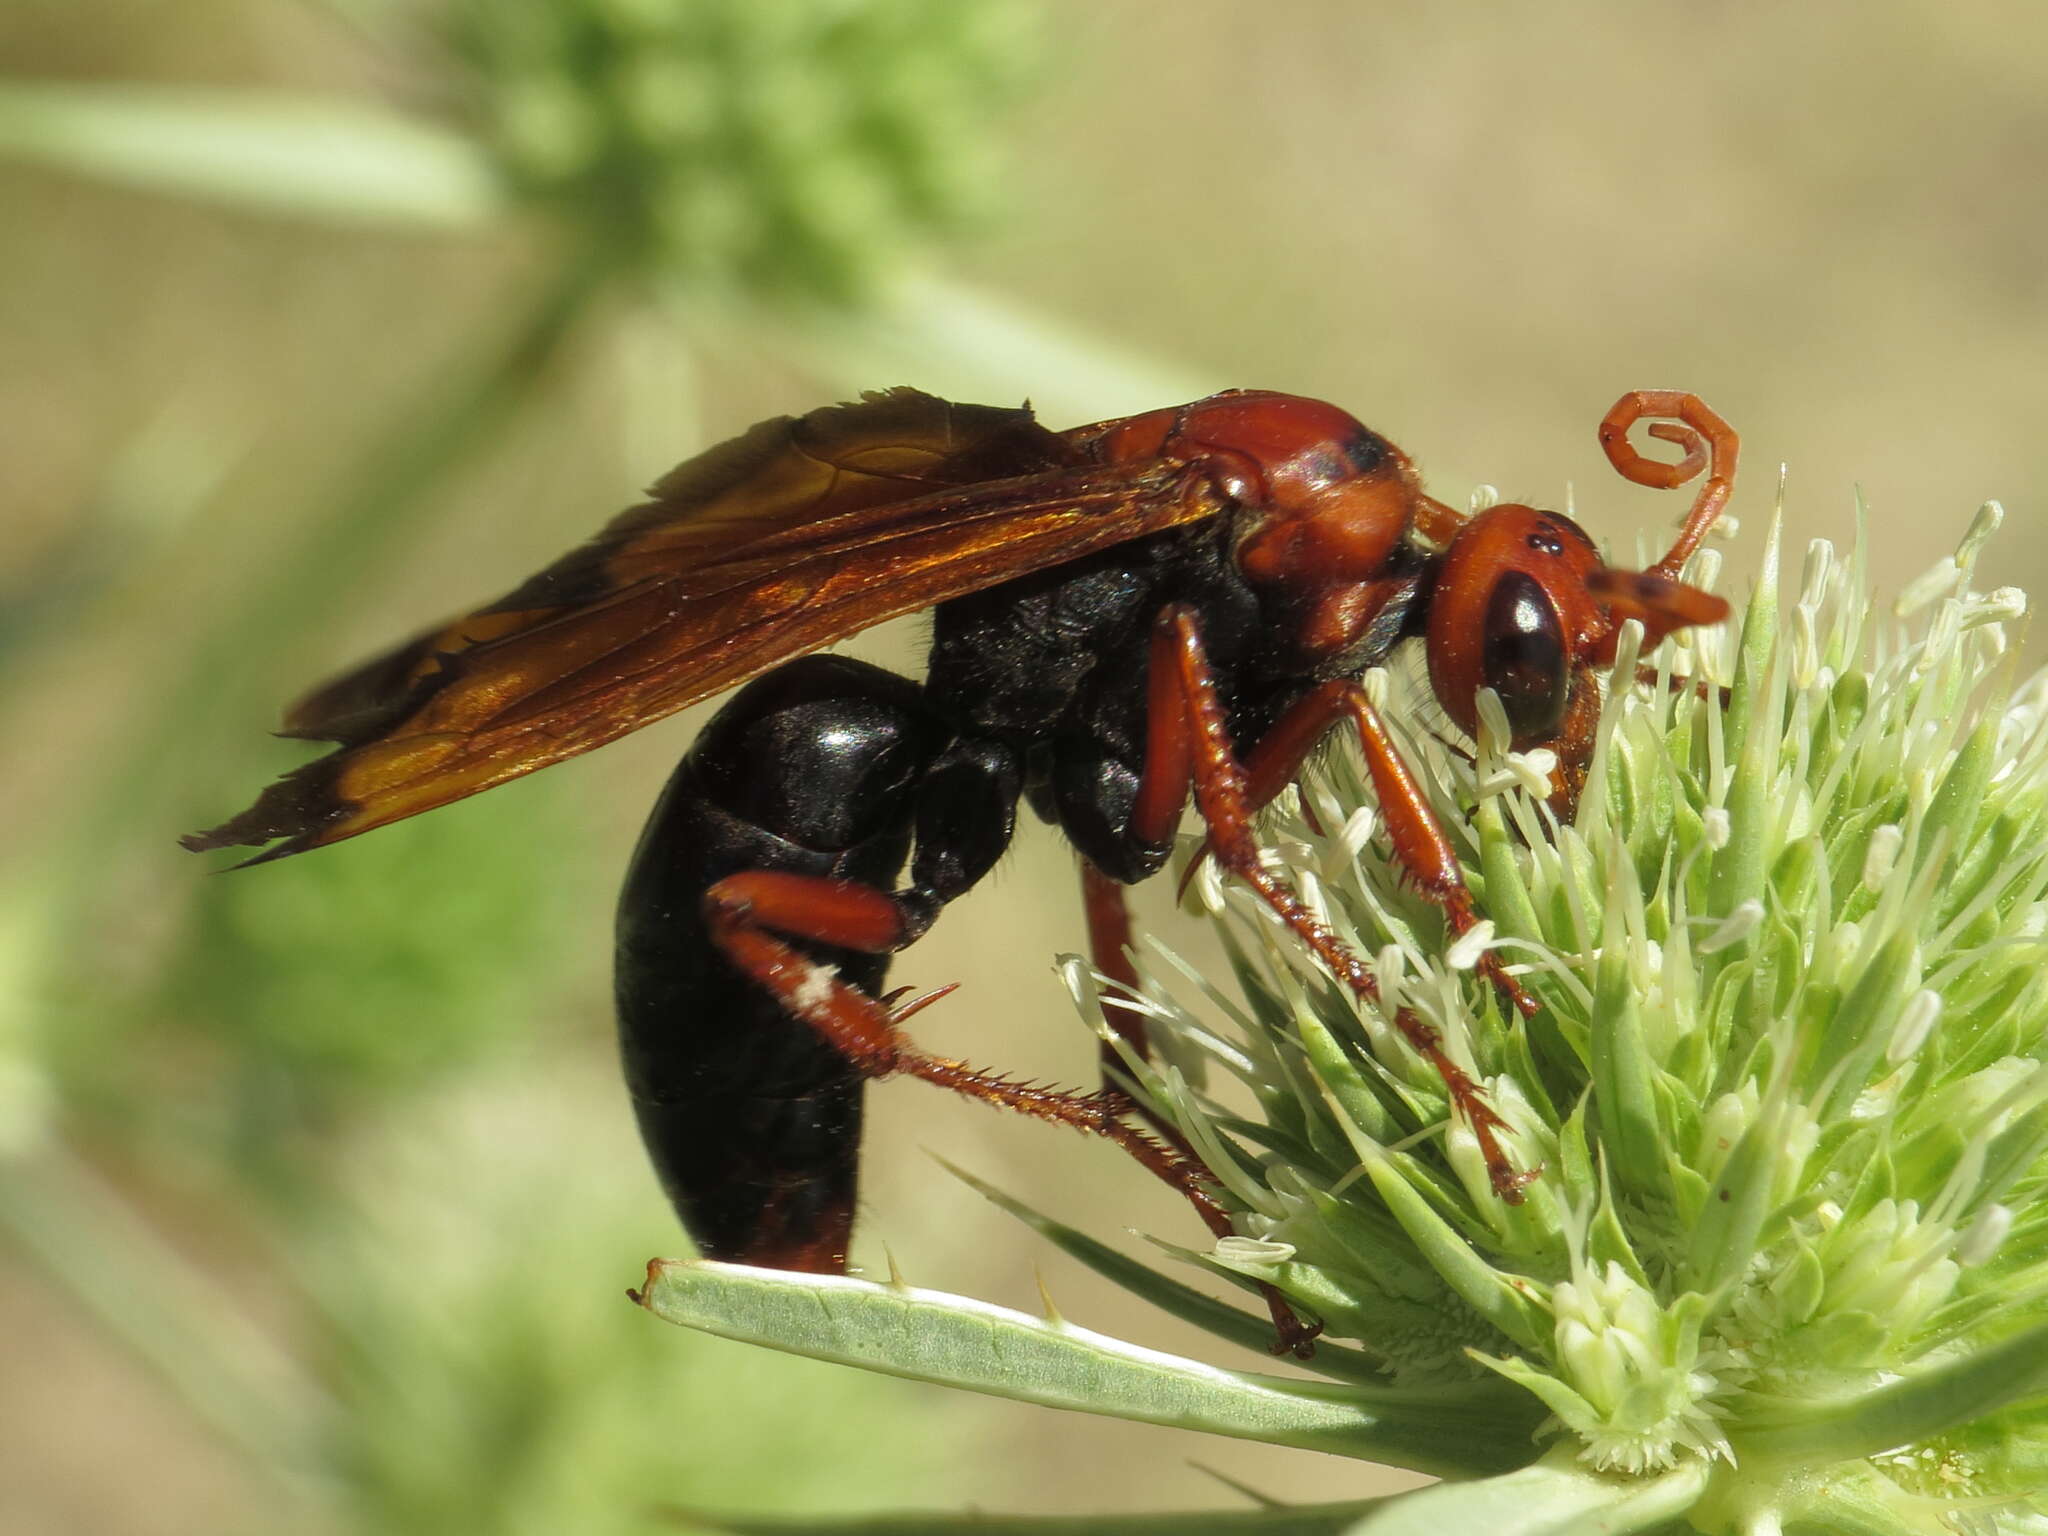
[1596,390,1740,577]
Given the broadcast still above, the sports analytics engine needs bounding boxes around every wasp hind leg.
[695,853,1256,1277]
[619,652,1239,1285]
[616,655,947,1273]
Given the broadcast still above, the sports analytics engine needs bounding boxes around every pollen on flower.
[1442,921,1496,972]
[1696,899,1763,955]
[1895,555,1963,615]
[1956,1203,2013,1267]
[1477,749,1556,800]
[1885,989,1942,1064]
[1701,807,1730,850]
[1964,586,2027,628]
[1862,823,1904,892]
[1212,1235,1297,1265]
[1518,1260,1731,1474]
[1327,805,1379,870]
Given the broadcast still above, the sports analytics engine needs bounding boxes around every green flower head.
[1081,496,2048,1528]
[449,0,1040,300]
[648,493,2048,1536]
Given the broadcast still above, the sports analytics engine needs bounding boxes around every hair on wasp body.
[189,386,1736,1356]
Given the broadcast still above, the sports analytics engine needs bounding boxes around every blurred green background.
[3,2,2044,1531]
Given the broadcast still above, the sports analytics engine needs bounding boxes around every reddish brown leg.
[1081,860,1148,1065]
[1141,608,1532,1203]
[1177,678,1540,1021]
[701,868,1322,1356]
[1079,859,1214,1167]
[1541,656,1734,823]
[1634,663,1733,710]
[1533,664,1603,822]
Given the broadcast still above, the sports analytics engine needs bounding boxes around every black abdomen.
[615,657,938,1271]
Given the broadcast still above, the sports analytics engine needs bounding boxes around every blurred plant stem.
[0,248,604,1503]
[0,82,501,227]
[732,270,1209,421]
[0,6,1120,1528]
[43,244,607,899]
[0,1142,333,1508]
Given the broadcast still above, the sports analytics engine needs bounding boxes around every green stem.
[0,252,609,1496]
[685,271,1213,426]
[45,244,608,903]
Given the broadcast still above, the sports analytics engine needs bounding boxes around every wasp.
[189,386,1736,1354]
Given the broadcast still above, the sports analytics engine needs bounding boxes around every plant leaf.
[636,1259,1542,1479]
[935,1155,1394,1387]
[1732,1317,2048,1465]
[1342,1449,1709,1536]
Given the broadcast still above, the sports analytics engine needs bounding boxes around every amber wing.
[186,389,1223,861]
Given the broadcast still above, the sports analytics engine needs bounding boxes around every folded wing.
[186,389,1222,861]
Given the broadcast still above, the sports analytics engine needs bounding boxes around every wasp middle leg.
[1134,607,1532,1202]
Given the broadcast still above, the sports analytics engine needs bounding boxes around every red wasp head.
[1423,391,1738,746]
[1079,386,1737,758]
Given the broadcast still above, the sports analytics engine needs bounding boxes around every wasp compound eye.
[1483,569,1569,740]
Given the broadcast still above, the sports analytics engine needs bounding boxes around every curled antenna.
[1597,390,1739,576]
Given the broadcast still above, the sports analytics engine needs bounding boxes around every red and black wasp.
[188,386,1736,1354]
